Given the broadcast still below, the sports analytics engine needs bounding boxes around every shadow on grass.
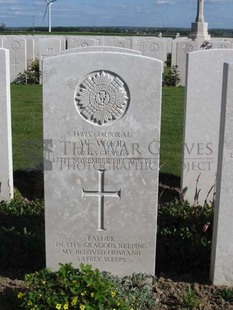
[0,290,20,310]
[159,172,181,203]
[14,170,44,201]
[157,173,213,284]
[0,202,45,279]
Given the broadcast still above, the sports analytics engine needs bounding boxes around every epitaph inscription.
[56,236,147,264]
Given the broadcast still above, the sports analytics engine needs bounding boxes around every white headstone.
[4,36,27,82]
[164,37,173,54]
[132,38,166,63]
[175,40,199,86]
[33,35,65,59]
[0,49,13,201]
[62,46,141,55]
[25,36,35,63]
[67,37,98,49]
[171,37,190,67]
[181,50,233,205]
[43,52,162,276]
[210,62,233,285]
[39,38,62,58]
[104,36,131,49]
[144,39,166,62]
[0,37,4,48]
[211,41,232,49]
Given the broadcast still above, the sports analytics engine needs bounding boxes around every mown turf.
[11,84,43,171]
[160,86,185,177]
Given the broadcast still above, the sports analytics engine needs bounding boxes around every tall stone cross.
[82,170,121,231]
[196,0,204,23]
[189,0,210,41]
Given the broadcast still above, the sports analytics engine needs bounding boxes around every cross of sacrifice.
[82,170,121,231]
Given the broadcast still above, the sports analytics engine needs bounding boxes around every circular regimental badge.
[149,43,159,53]
[75,71,130,126]
[183,43,193,53]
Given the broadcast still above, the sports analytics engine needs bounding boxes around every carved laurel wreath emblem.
[75,71,129,126]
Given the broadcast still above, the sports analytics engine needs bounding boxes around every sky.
[0,0,232,29]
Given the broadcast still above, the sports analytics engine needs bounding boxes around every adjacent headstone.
[43,51,162,276]
[104,37,131,49]
[164,37,173,55]
[4,37,27,82]
[62,46,141,55]
[174,40,199,85]
[132,37,144,54]
[210,62,233,286]
[39,38,63,58]
[181,50,233,205]
[25,36,35,63]
[211,41,232,49]
[0,49,13,201]
[211,37,233,48]
[132,38,166,63]
[0,37,4,48]
[172,36,233,86]
[67,36,98,49]
[34,35,66,59]
[171,37,189,67]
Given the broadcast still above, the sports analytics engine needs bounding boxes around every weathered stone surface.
[181,49,233,205]
[62,46,141,55]
[4,37,27,82]
[210,62,233,286]
[67,36,98,49]
[104,36,131,49]
[43,51,162,276]
[174,40,199,86]
[0,49,13,202]
[39,37,63,58]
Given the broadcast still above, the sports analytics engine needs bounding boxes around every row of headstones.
[0,35,171,82]
[172,37,233,85]
[41,47,233,286]
[0,46,232,285]
[2,34,233,85]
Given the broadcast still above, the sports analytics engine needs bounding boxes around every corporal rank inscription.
[75,71,129,126]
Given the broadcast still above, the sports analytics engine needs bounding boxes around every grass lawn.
[160,86,185,177]
[11,84,43,171]
[11,84,185,177]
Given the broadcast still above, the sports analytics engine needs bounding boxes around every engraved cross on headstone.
[82,170,121,231]
[12,59,19,71]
